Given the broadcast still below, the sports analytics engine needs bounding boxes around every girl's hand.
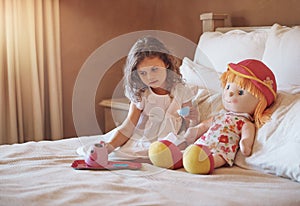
[185,106,199,126]
[178,105,199,126]
[177,106,190,117]
[103,142,115,154]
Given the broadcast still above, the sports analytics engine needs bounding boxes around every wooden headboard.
[200,12,271,33]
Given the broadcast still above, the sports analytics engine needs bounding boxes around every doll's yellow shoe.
[148,140,183,169]
[183,144,214,174]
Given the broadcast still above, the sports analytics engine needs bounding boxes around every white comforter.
[1,135,299,205]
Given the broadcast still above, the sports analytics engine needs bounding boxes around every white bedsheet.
[1,136,299,205]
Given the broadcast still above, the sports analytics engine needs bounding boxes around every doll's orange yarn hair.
[220,70,273,128]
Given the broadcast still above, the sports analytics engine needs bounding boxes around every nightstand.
[99,98,130,133]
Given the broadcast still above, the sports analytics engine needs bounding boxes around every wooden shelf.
[99,98,130,133]
[99,98,130,110]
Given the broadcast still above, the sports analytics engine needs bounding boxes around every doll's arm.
[239,121,256,156]
[183,117,213,145]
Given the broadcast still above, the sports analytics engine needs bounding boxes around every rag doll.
[148,59,277,174]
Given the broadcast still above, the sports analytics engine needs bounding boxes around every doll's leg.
[213,154,227,169]
[183,144,214,174]
[148,140,183,169]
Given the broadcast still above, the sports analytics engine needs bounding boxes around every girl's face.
[222,82,259,115]
[136,56,168,94]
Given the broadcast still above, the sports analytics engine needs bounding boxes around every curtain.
[0,0,63,144]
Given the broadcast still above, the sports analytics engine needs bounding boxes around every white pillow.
[262,24,300,89]
[180,57,221,92]
[235,92,300,182]
[193,88,222,122]
[194,30,268,72]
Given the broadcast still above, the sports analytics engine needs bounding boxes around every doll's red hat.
[228,59,277,106]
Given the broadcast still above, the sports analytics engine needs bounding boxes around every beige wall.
[60,0,300,138]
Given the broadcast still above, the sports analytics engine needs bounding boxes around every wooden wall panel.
[60,0,300,137]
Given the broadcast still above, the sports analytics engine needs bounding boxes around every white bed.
[1,136,299,205]
[1,13,300,205]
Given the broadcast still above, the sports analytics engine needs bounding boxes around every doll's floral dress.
[194,110,253,166]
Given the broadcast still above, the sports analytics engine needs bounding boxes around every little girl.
[82,36,197,161]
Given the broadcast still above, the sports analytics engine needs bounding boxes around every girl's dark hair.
[124,36,182,102]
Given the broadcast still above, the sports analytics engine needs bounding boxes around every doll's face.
[222,82,259,115]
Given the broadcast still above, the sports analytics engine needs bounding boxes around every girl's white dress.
[78,83,194,160]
